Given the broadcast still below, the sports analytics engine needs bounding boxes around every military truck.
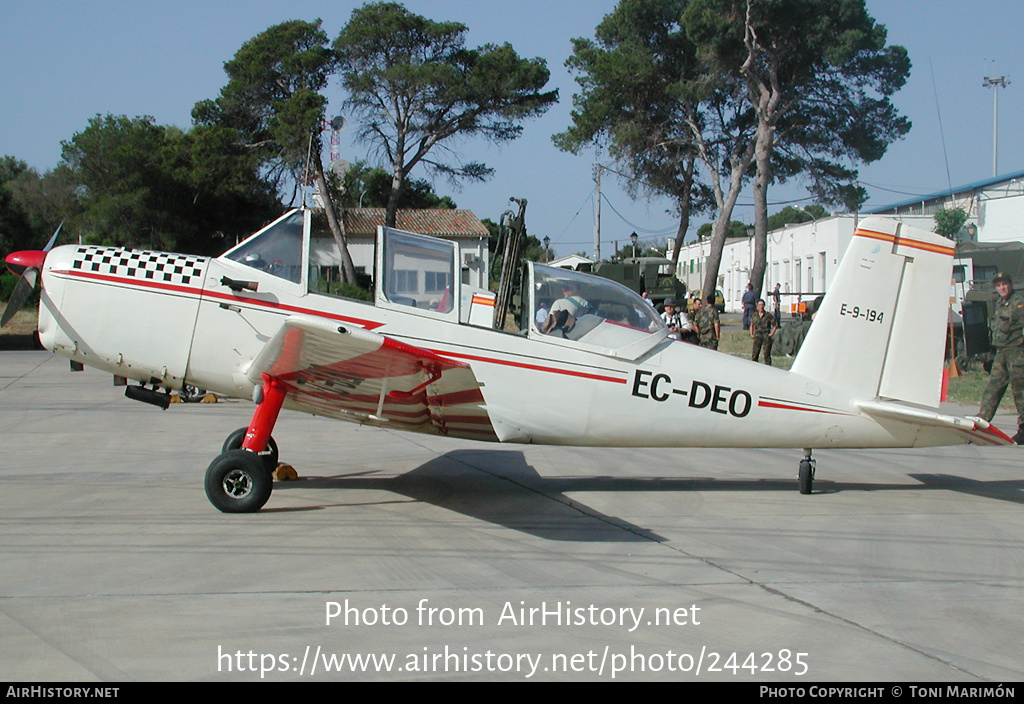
[574,257,687,308]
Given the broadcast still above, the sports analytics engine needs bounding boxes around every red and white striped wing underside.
[250,317,497,441]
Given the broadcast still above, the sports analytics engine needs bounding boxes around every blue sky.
[1,0,1021,258]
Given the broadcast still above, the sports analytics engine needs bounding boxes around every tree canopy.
[195,19,358,281]
[685,0,911,294]
[934,206,968,240]
[556,0,713,270]
[335,2,558,226]
[59,115,279,254]
[337,160,456,210]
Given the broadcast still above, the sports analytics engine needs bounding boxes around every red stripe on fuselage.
[433,349,628,385]
[57,268,629,385]
[758,400,847,415]
[55,269,385,330]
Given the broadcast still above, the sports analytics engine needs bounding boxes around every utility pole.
[983,75,1010,177]
[593,163,602,261]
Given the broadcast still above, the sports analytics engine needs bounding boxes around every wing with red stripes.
[248,316,498,441]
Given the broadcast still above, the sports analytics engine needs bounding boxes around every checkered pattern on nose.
[71,246,207,286]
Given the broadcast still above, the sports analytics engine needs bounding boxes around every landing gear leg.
[798,448,815,495]
[205,374,286,513]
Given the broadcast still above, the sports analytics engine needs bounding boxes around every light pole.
[542,236,551,263]
[983,75,1010,177]
[630,231,638,258]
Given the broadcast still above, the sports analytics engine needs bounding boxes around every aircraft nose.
[5,250,47,276]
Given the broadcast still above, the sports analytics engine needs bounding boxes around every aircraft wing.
[247,316,498,441]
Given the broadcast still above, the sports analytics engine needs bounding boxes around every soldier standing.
[694,295,721,350]
[750,299,777,365]
[978,272,1024,443]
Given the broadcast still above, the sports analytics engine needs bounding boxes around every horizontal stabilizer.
[857,400,1014,446]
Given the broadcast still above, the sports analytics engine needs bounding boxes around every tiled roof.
[343,208,489,239]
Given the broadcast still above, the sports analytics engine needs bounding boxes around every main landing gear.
[205,375,284,513]
[798,448,815,495]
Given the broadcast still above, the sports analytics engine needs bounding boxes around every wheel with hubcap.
[222,427,279,473]
[205,449,273,513]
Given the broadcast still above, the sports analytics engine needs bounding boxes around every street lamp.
[630,231,638,258]
[542,236,551,263]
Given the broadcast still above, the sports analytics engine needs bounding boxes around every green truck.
[574,257,688,308]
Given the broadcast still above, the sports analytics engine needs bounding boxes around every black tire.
[222,427,279,473]
[205,450,273,513]
[798,459,814,495]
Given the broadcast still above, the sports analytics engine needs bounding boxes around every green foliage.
[934,207,968,240]
[195,19,337,187]
[335,2,557,224]
[697,220,748,239]
[766,204,830,230]
[0,156,36,254]
[318,278,374,301]
[336,160,456,209]
[57,115,279,254]
[684,0,911,211]
[555,0,713,252]
[1,271,18,301]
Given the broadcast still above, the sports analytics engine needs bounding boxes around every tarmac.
[0,350,1022,682]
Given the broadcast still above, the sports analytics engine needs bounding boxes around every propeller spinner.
[1,223,62,327]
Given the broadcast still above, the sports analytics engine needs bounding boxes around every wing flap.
[249,316,498,441]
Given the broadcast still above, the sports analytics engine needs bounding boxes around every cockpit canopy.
[529,263,668,358]
[219,209,669,360]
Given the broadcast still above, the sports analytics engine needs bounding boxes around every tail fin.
[791,217,954,408]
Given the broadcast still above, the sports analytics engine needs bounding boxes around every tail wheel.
[205,450,273,513]
[223,427,279,473]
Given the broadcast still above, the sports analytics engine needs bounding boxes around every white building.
[864,168,1024,244]
[549,253,594,270]
[671,169,1024,313]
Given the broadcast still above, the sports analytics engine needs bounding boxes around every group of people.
[657,295,721,350]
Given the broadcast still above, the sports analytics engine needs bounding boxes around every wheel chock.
[274,463,298,481]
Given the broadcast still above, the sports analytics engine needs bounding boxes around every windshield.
[531,263,667,354]
[223,210,304,284]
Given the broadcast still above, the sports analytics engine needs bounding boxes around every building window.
[394,269,418,293]
[424,270,450,292]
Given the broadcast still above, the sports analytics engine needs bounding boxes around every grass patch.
[715,328,1012,410]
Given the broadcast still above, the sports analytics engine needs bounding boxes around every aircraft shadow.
[272,449,666,542]
[270,450,1024,539]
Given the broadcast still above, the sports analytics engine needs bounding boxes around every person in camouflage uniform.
[749,299,777,365]
[978,272,1024,444]
[693,295,720,350]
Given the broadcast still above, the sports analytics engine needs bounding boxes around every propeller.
[1,223,62,327]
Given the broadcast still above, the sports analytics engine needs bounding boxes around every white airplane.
[2,211,1014,513]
